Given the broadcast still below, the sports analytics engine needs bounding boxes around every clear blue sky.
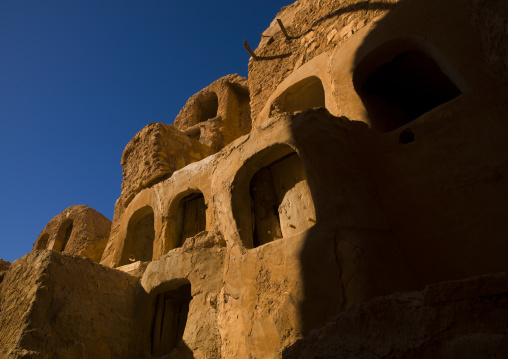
[0,0,291,262]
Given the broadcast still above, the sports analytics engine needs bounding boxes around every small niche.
[176,192,206,247]
[151,284,192,356]
[249,152,315,248]
[197,92,218,123]
[37,233,50,250]
[355,50,461,132]
[270,76,325,116]
[120,206,155,265]
[53,220,73,252]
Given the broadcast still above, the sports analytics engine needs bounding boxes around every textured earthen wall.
[249,0,500,133]
[33,205,111,262]
[0,250,144,359]
[283,273,508,358]
[248,0,400,123]
[102,110,417,357]
[120,122,213,208]
[141,231,226,359]
[174,74,251,152]
[468,0,508,84]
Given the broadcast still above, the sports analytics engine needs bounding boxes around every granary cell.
[354,43,461,132]
[119,205,155,265]
[162,190,208,254]
[234,144,316,249]
[150,283,192,356]
[174,74,251,152]
[269,76,326,116]
[52,219,73,252]
[175,192,207,248]
[196,92,219,124]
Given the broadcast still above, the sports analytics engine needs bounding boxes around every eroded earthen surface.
[3,0,508,357]
[283,273,508,358]
[0,250,143,359]
[33,205,111,262]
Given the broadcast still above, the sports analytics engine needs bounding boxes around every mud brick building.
[1,0,508,358]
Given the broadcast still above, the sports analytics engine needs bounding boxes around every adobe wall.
[116,75,251,220]
[283,273,508,358]
[101,110,417,357]
[97,1,508,355]
[245,0,508,285]
[174,74,251,152]
[248,0,501,128]
[248,0,401,124]
[119,122,214,209]
[468,0,508,84]
[141,231,226,358]
[0,250,144,359]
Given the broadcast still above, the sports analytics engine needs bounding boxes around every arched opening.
[197,92,219,124]
[176,192,206,248]
[37,233,50,250]
[53,219,73,252]
[120,206,155,265]
[270,76,325,116]
[232,144,316,249]
[354,47,461,132]
[151,283,192,356]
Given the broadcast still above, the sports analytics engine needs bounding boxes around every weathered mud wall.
[174,74,251,152]
[120,122,213,208]
[32,205,111,262]
[248,0,400,123]
[141,231,226,358]
[468,0,508,84]
[283,273,508,358]
[0,251,144,359]
[102,110,418,357]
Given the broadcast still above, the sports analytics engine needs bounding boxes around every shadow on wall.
[281,0,456,349]
[311,1,395,30]
[286,109,418,341]
[283,0,508,355]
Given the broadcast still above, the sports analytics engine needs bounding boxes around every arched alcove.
[354,42,461,132]
[270,76,325,116]
[36,233,50,250]
[164,190,207,254]
[151,282,192,356]
[52,219,73,252]
[119,206,155,265]
[175,192,206,247]
[197,92,219,124]
[232,144,316,249]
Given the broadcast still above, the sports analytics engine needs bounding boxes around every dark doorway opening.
[197,92,219,123]
[356,50,461,132]
[176,193,206,247]
[151,284,192,356]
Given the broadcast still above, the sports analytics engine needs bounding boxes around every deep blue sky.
[0,1,291,262]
